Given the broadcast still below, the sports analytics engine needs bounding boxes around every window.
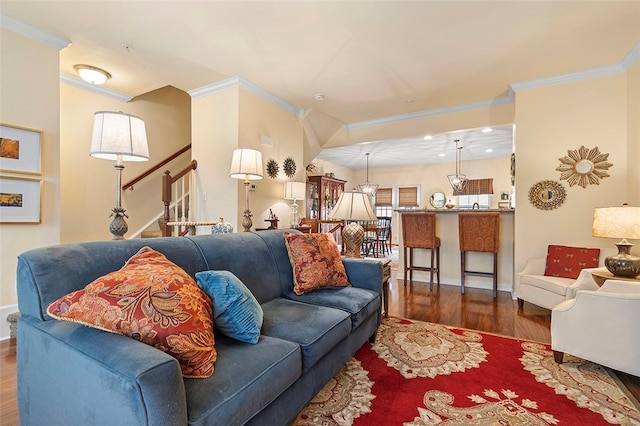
[375,187,393,216]
[398,186,419,208]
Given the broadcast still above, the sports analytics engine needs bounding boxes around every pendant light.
[447,139,467,192]
[356,153,379,196]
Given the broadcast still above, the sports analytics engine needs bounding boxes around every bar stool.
[401,212,440,289]
[458,212,500,298]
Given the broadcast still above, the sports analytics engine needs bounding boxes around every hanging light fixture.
[447,139,467,192]
[356,152,379,196]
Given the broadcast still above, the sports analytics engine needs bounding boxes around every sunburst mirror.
[556,146,612,188]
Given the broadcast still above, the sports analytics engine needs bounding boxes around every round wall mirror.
[528,180,566,210]
[430,192,446,209]
[556,146,612,188]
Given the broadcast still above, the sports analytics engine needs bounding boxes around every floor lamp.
[284,181,306,227]
[90,111,149,240]
[229,148,263,232]
[329,191,378,258]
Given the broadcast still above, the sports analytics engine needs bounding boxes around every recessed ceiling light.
[314,94,324,101]
[74,64,111,85]
[423,135,433,140]
[485,148,494,153]
[482,127,493,133]
[438,153,445,157]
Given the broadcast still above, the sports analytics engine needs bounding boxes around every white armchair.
[551,279,640,377]
[516,257,603,310]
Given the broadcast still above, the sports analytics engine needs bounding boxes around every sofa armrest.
[18,316,188,426]
[518,257,546,276]
[564,267,604,299]
[599,279,640,294]
[342,258,383,294]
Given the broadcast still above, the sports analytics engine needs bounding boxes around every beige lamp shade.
[284,181,306,200]
[90,111,149,162]
[229,148,263,180]
[592,206,640,240]
[329,191,377,221]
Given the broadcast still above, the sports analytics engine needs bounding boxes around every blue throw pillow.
[195,270,263,344]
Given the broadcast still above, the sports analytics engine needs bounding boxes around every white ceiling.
[1,1,638,168]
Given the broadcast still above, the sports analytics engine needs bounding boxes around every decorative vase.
[211,217,234,234]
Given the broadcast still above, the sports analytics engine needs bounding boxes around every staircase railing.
[162,160,197,236]
[123,144,191,191]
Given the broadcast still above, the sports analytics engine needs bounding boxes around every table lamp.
[284,181,306,227]
[229,148,263,232]
[592,205,640,278]
[329,191,377,258]
[90,111,149,239]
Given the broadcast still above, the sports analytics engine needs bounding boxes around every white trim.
[0,304,19,341]
[189,76,305,117]
[510,64,626,93]
[621,41,640,71]
[60,74,133,102]
[0,15,70,50]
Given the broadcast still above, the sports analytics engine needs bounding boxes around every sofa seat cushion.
[185,334,300,426]
[519,274,574,296]
[282,286,379,329]
[260,297,351,374]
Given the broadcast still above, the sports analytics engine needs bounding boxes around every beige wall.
[627,61,639,205]
[60,84,191,242]
[0,30,61,311]
[191,88,305,232]
[513,73,630,279]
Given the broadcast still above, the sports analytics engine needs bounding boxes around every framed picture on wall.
[0,176,42,223]
[0,123,43,175]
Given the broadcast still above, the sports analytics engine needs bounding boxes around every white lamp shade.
[593,206,640,239]
[90,111,149,162]
[284,181,306,200]
[229,148,263,180]
[329,191,377,221]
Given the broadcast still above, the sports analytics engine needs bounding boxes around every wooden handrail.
[123,144,191,191]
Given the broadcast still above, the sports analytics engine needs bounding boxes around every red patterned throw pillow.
[47,246,216,378]
[284,232,350,295]
[544,245,600,279]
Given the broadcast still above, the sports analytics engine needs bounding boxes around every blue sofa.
[16,230,382,425]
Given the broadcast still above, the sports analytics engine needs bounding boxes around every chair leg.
[436,246,440,285]
[493,252,498,298]
[429,248,435,290]
[517,298,524,309]
[403,247,408,286]
[409,248,414,282]
[460,251,466,294]
[553,350,564,364]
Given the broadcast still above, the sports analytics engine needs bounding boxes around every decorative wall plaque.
[266,158,279,179]
[556,146,612,188]
[283,157,296,178]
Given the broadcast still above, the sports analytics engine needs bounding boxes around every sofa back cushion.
[544,245,600,279]
[188,232,284,304]
[17,238,208,321]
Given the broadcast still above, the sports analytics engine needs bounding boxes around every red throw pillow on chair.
[544,245,600,279]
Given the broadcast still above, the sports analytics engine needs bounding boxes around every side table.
[363,257,391,317]
[591,270,640,287]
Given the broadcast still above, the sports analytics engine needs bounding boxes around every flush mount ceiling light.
[74,64,111,85]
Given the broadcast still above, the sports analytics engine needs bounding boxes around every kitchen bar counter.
[394,209,514,295]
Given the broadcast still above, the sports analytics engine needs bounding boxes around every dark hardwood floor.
[1,268,638,425]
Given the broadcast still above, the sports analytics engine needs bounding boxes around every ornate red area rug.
[294,317,640,425]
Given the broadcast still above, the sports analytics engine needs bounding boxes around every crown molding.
[189,76,305,117]
[621,41,640,71]
[345,95,514,131]
[509,63,626,93]
[60,74,132,103]
[0,15,70,50]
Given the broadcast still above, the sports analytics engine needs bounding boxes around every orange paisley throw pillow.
[47,246,216,378]
[284,232,350,295]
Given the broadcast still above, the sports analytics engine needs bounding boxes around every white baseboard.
[0,304,19,341]
[400,271,513,294]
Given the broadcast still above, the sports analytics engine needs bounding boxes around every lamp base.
[242,210,253,232]
[342,222,364,258]
[605,241,640,278]
[109,207,128,240]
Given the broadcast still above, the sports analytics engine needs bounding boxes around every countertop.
[395,208,515,213]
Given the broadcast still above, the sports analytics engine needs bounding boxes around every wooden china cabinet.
[305,175,347,232]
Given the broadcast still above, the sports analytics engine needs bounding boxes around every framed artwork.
[0,176,42,223]
[0,123,43,175]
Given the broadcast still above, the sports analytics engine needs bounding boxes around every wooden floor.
[1,269,638,425]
